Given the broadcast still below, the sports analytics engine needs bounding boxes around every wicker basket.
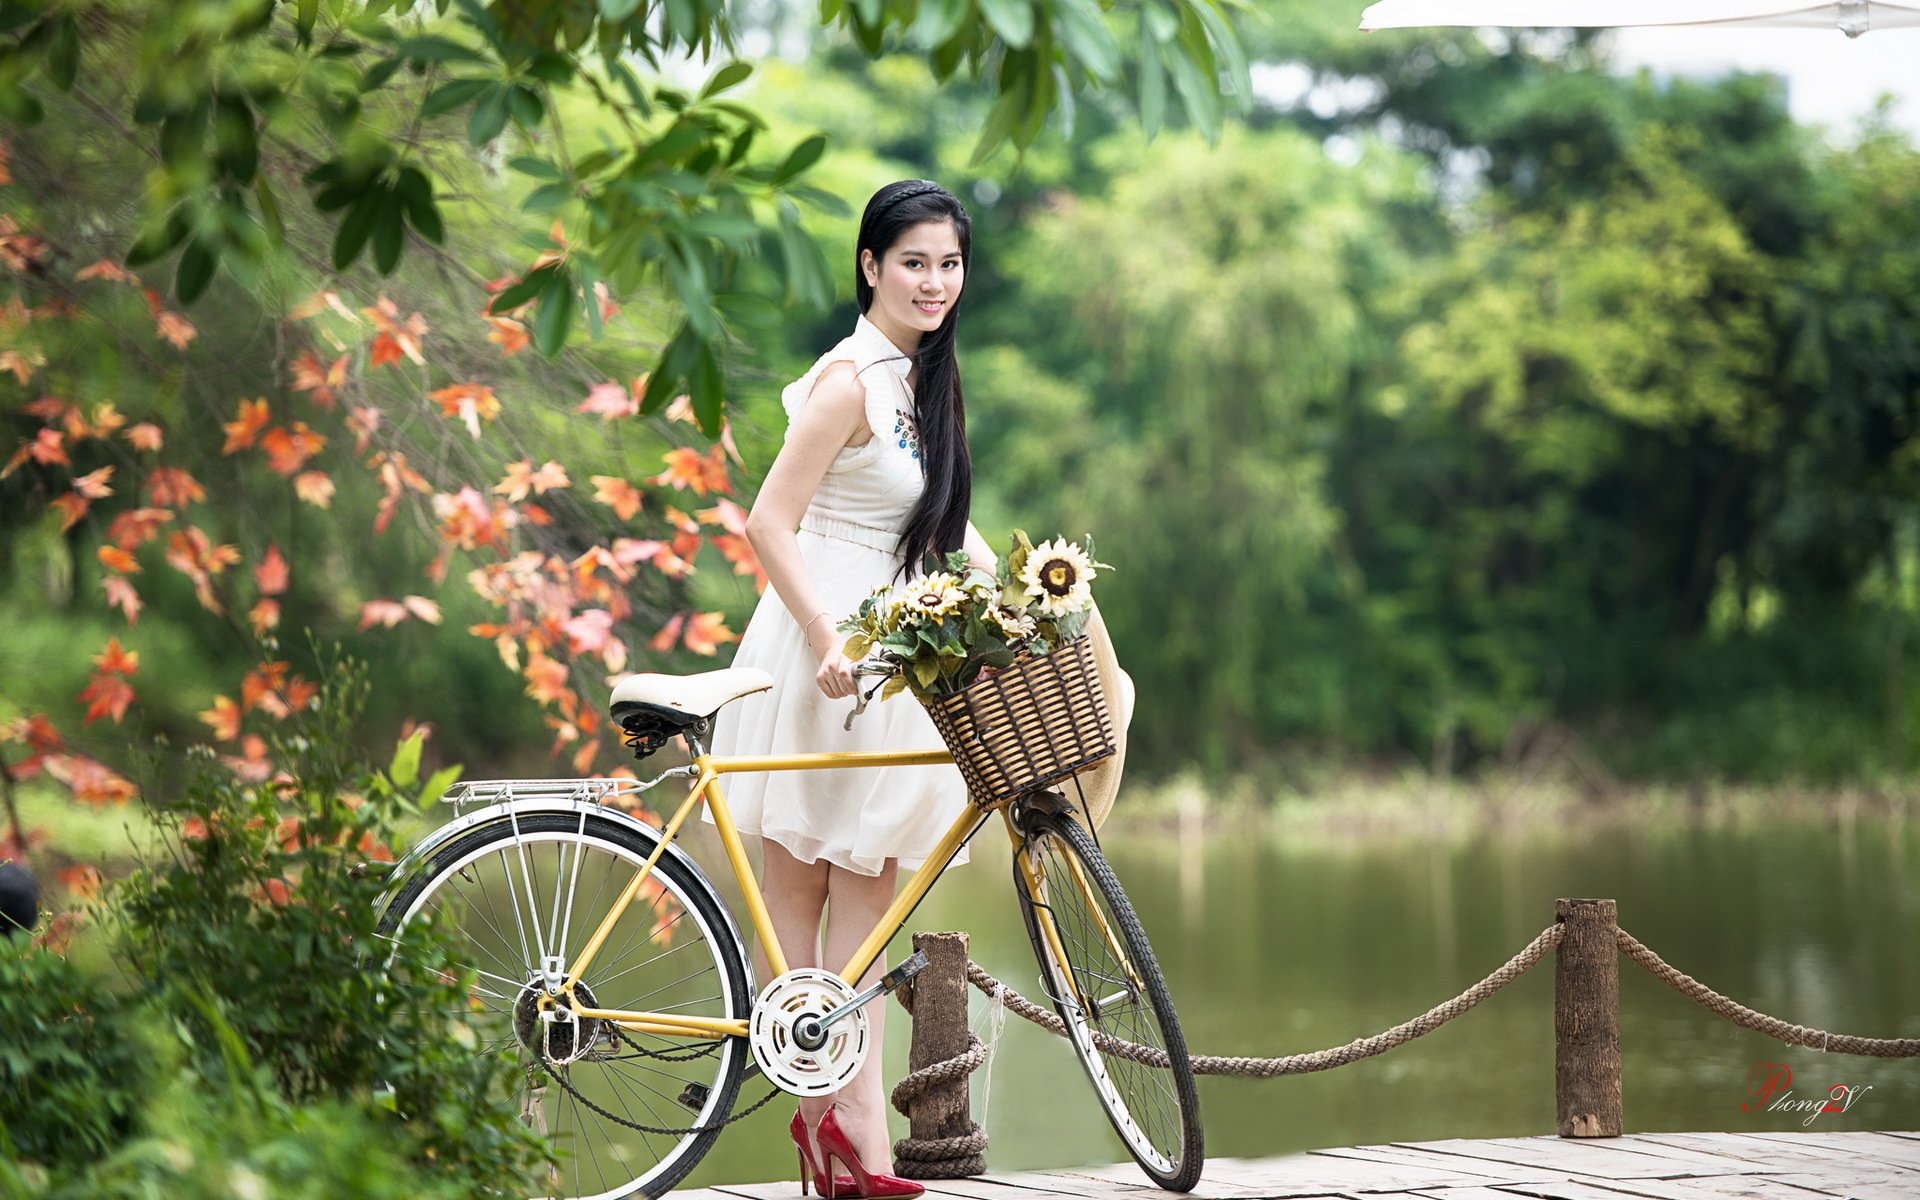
[920,633,1117,809]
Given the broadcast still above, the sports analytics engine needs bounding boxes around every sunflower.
[985,604,1036,640]
[900,572,967,622]
[1018,538,1096,617]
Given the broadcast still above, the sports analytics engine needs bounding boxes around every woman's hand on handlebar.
[806,624,858,700]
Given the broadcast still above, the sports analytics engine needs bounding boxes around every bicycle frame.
[557,745,1006,1041]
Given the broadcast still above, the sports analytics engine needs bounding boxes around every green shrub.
[0,653,547,1194]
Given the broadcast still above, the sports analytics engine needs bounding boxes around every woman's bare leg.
[760,839,837,1141]
[820,857,902,1172]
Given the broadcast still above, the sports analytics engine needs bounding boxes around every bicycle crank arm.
[793,950,928,1050]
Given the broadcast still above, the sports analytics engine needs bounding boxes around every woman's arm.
[743,361,871,699]
[962,520,998,576]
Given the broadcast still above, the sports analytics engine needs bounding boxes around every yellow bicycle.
[375,663,1202,1199]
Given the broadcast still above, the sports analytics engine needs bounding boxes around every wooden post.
[1555,897,1622,1137]
[898,931,978,1173]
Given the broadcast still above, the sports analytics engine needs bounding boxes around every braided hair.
[855,179,974,584]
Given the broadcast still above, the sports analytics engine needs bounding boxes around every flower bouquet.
[838,531,1118,807]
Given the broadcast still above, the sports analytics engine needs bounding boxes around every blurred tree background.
[5,0,1917,849]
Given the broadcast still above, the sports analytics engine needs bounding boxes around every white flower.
[901,572,967,622]
[1018,539,1096,617]
[986,604,1036,639]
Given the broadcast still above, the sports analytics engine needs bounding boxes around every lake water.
[682,802,1918,1187]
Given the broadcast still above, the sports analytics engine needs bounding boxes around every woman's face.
[862,219,965,341]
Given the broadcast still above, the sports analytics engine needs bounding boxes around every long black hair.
[855,179,974,584]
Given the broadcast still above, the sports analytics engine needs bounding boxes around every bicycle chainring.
[748,969,870,1097]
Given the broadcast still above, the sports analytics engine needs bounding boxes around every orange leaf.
[485,315,529,356]
[48,493,88,532]
[259,421,326,476]
[254,544,289,595]
[56,865,103,902]
[590,476,644,521]
[429,382,501,439]
[346,406,382,455]
[523,652,570,705]
[107,507,172,549]
[124,422,164,452]
[43,752,138,804]
[563,609,614,655]
[360,296,429,365]
[222,397,272,454]
[293,470,335,508]
[281,675,318,713]
[402,595,442,624]
[682,612,737,657]
[77,672,135,724]
[2,428,68,477]
[647,445,732,496]
[577,381,638,420]
[647,612,686,652]
[290,350,348,407]
[240,661,290,714]
[103,576,143,626]
[357,598,410,630]
[145,467,206,507]
[155,309,196,350]
[72,465,114,499]
[97,545,140,574]
[249,597,281,637]
[77,259,137,283]
[93,637,139,676]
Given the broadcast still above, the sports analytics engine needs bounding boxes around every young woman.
[708,179,998,1198]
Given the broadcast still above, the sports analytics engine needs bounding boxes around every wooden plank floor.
[678,1131,1918,1200]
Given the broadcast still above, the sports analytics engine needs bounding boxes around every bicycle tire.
[1012,804,1204,1190]
[376,811,752,1200]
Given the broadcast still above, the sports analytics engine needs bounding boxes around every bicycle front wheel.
[1012,803,1203,1191]
[377,811,752,1200]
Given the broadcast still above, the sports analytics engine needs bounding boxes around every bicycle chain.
[528,1030,782,1138]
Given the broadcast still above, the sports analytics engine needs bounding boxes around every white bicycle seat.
[609,668,773,721]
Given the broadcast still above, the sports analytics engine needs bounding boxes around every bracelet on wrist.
[803,610,834,636]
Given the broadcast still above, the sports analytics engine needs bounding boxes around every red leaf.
[254,544,289,595]
[92,637,139,676]
[222,397,272,454]
[103,576,143,626]
[145,467,206,507]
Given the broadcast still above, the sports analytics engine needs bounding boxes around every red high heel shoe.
[813,1106,924,1199]
[790,1110,855,1197]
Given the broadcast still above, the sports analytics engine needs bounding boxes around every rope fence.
[887,899,1918,1178]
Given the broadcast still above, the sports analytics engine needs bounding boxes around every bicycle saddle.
[609,668,773,760]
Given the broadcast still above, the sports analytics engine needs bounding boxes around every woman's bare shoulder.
[804,360,874,446]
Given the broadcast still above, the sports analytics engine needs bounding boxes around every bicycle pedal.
[876,949,928,996]
[676,1082,709,1112]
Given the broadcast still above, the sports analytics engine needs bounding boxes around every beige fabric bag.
[1070,602,1132,831]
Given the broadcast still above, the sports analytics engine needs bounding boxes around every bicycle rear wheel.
[1012,803,1203,1191]
[377,811,752,1200]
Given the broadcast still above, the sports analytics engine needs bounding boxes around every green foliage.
[0,655,547,1193]
[0,945,145,1170]
[0,0,1248,429]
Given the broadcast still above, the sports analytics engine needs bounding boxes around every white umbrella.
[1359,2,1920,37]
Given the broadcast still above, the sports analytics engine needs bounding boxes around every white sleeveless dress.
[705,314,972,876]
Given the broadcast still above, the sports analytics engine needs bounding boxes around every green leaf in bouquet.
[842,633,872,659]
[978,646,1018,669]
[881,674,908,701]
[912,657,940,689]
[1006,528,1034,582]
[879,631,917,653]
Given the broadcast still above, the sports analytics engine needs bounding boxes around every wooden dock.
[679,1131,1918,1200]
